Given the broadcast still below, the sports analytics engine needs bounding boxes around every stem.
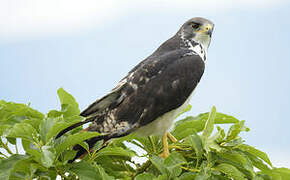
[148,136,156,153]
[181,166,200,172]
[15,143,19,154]
[33,141,42,150]
[168,145,191,150]
[0,138,13,155]
[0,151,8,158]
[121,161,134,177]
[133,160,152,179]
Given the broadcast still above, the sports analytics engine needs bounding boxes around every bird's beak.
[207,29,213,37]
[205,24,213,37]
[196,24,214,37]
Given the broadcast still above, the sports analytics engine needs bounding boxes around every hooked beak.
[205,24,214,37]
[207,28,213,37]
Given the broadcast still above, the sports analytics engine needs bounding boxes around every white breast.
[135,91,194,137]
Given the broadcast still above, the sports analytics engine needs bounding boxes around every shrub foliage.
[0,88,289,179]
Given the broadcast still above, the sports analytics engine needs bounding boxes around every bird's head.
[179,17,214,50]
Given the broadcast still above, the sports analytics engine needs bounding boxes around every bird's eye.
[192,23,200,29]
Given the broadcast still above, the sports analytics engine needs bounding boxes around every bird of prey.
[56,17,214,162]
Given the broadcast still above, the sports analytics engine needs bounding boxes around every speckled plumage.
[56,17,214,162]
[81,41,205,136]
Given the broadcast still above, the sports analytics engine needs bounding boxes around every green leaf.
[176,104,192,117]
[62,150,77,163]
[47,110,63,118]
[39,117,55,144]
[39,115,83,144]
[191,112,239,124]
[33,167,57,179]
[95,165,115,180]
[164,152,186,178]
[40,145,56,168]
[57,88,80,117]
[213,126,226,143]
[179,172,197,180]
[0,154,28,180]
[203,126,225,152]
[131,136,162,154]
[252,176,265,180]
[226,120,249,141]
[70,161,113,180]
[0,124,10,136]
[55,131,100,156]
[94,155,133,178]
[92,139,104,152]
[150,155,168,175]
[195,162,211,180]
[245,152,281,179]
[21,118,42,132]
[202,106,217,139]
[21,139,41,163]
[211,112,239,124]
[11,159,32,179]
[70,161,99,180]
[135,173,155,180]
[244,152,272,174]
[204,137,222,153]
[218,151,255,178]
[154,174,167,180]
[47,116,83,141]
[222,137,243,147]
[0,100,44,126]
[172,108,238,140]
[272,168,290,180]
[0,96,285,180]
[237,144,272,167]
[7,122,38,143]
[96,147,135,158]
[216,163,246,180]
[171,116,205,139]
[182,133,203,160]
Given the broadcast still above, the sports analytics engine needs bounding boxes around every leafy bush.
[0,88,289,179]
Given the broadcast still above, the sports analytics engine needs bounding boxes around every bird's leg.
[159,132,169,158]
[167,132,178,143]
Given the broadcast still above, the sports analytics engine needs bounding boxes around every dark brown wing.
[56,49,204,139]
[110,50,205,128]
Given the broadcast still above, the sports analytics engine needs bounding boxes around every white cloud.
[0,0,286,42]
[1,0,117,41]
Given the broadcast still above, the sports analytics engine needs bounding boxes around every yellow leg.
[159,132,169,158]
[167,132,178,143]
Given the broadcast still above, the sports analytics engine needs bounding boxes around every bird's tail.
[55,117,94,139]
[55,118,132,163]
[55,117,106,163]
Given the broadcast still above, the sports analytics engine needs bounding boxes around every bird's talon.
[167,132,178,143]
[160,132,170,158]
[159,151,169,158]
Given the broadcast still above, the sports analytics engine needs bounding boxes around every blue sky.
[1,0,290,167]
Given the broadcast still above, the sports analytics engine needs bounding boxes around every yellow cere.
[205,24,212,31]
[196,24,212,33]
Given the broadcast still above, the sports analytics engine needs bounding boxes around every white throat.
[185,39,207,62]
[190,42,207,61]
[180,32,208,62]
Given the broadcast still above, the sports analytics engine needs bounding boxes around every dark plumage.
[56,17,214,162]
